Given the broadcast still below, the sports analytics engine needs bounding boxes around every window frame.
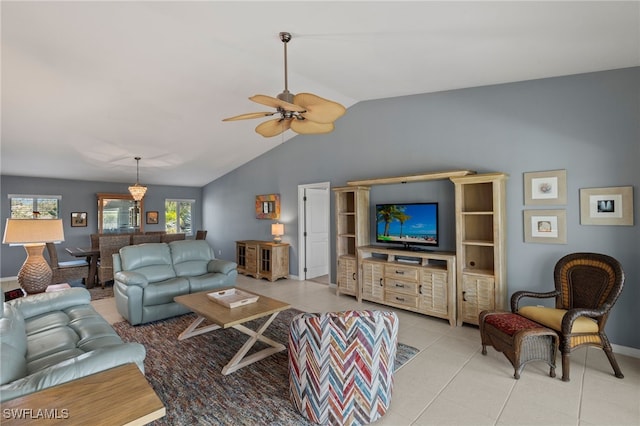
[8,194,62,219]
[164,198,195,236]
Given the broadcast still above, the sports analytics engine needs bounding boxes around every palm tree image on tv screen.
[376,203,438,248]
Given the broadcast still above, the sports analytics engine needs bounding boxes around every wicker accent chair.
[132,234,162,244]
[511,252,625,382]
[161,233,186,243]
[195,230,207,240]
[45,243,89,285]
[98,235,131,287]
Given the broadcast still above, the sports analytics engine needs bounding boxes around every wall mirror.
[97,193,144,233]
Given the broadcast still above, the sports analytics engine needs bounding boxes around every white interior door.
[298,183,330,282]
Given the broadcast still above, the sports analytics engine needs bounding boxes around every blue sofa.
[113,240,238,325]
[0,288,146,402]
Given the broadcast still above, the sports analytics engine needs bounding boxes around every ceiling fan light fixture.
[222,31,346,137]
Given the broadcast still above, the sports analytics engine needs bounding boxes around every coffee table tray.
[207,288,259,308]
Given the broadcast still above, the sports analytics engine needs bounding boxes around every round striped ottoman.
[288,310,399,425]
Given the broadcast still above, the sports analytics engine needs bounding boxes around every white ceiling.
[2,1,638,187]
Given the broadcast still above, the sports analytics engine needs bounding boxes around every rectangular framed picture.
[580,186,634,226]
[146,211,159,225]
[524,169,567,205]
[70,212,87,227]
[524,209,567,244]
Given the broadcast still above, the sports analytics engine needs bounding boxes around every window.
[9,194,61,219]
[165,199,194,236]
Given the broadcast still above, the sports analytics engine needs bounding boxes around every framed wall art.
[146,211,159,225]
[524,209,567,244]
[70,212,87,227]
[524,169,567,205]
[580,186,633,226]
[256,194,280,220]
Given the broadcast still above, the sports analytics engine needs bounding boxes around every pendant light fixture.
[128,156,147,201]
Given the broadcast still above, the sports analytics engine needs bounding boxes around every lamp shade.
[271,223,284,237]
[2,219,65,244]
[128,183,148,201]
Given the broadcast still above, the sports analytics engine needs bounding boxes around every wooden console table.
[0,364,165,425]
[236,240,289,281]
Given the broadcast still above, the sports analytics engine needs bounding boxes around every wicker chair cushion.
[483,312,544,336]
[518,306,598,333]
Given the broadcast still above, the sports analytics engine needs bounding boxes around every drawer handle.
[379,278,384,286]
[395,296,405,302]
[352,273,357,281]
[419,284,422,294]
[395,283,405,288]
[462,291,467,302]
[395,270,405,275]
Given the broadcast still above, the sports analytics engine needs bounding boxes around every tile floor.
[7,276,640,425]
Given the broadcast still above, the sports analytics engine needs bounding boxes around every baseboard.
[612,343,640,359]
[1,276,18,282]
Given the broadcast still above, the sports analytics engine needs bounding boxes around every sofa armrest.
[114,271,149,288]
[208,259,237,275]
[8,288,91,320]
[0,342,146,403]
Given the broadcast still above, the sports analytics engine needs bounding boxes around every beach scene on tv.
[376,203,438,246]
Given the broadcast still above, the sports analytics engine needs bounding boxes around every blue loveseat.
[113,240,237,325]
[0,288,146,402]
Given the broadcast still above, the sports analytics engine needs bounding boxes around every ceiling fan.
[222,32,346,138]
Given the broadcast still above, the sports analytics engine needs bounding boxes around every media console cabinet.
[357,245,457,326]
[334,170,508,326]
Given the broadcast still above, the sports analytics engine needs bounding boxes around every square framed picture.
[255,194,280,220]
[524,169,567,205]
[524,209,567,244]
[70,212,87,227]
[580,186,634,226]
[146,211,159,225]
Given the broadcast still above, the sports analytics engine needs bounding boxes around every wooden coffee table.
[174,288,291,375]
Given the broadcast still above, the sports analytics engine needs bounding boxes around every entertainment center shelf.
[333,170,508,327]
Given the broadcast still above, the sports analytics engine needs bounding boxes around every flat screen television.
[376,202,439,249]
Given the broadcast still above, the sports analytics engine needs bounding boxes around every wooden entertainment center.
[334,170,508,327]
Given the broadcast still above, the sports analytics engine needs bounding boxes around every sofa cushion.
[188,273,230,293]
[170,240,215,277]
[119,243,176,282]
[143,278,190,306]
[0,304,27,385]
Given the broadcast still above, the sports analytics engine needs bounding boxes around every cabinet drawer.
[385,265,419,282]
[385,291,419,309]
[385,279,418,295]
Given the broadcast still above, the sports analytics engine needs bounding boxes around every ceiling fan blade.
[222,112,275,121]
[250,94,306,112]
[293,93,346,124]
[255,118,291,138]
[290,119,335,135]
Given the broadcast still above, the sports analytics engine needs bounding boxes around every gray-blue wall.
[202,68,639,349]
[1,176,202,273]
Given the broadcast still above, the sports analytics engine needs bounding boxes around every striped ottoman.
[479,310,558,379]
[288,310,399,425]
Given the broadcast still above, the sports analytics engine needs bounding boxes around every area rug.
[112,309,419,425]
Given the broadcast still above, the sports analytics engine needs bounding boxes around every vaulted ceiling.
[2,2,638,187]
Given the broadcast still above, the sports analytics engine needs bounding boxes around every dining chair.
[195,230,207,240]
[132,234,162,244]
[46,242,89,285]
[161,233,186,243]
[97,235,132,287]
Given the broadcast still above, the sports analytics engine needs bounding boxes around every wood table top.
[174,288,291,328]
[0,363,165,426]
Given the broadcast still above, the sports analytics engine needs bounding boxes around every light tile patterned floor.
[6,276,639,425]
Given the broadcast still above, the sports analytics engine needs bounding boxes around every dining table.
[65,247,100,288]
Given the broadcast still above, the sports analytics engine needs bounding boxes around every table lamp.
[2,219,65,294]
[271,223,284,243]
